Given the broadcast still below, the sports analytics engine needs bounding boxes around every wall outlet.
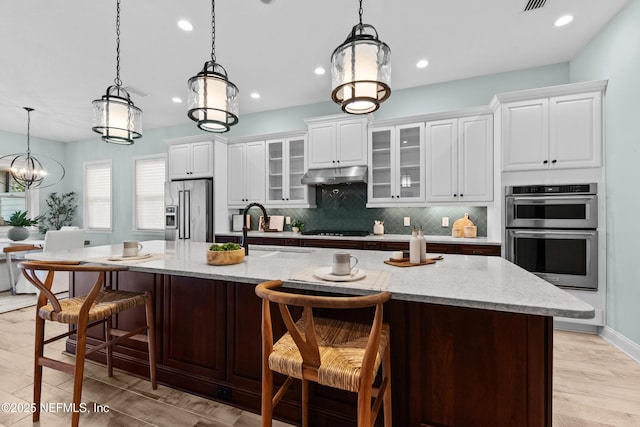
[442,217,449,227]
[285,216,291,225]
[403,217,411,227]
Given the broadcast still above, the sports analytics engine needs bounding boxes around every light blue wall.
[569,0,640,345]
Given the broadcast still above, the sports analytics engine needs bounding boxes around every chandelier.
[0,107,65,190]
[187,0,239,133]
[92,0,142,145]
[331,0,391,114]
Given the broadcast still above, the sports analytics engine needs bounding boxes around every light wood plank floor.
[1,306,639,426]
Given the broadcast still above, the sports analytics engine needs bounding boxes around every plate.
[107,253,152,261]
[312,267,366,282]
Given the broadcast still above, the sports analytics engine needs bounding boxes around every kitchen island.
[29,240,593,427]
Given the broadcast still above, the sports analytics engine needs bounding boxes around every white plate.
[312,267,366,282]
[107,253,152,261]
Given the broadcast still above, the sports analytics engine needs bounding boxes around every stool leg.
[383,345,392,427]
[106,316,113,377]
[357,385,372,427]
[261,362,273,427]
[302,379,309,427]
[71,319,88,427]
[144,291,157,389]
[32,315,45,422]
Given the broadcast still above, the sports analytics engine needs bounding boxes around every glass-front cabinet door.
[287,138,306,202]
[266,140,285,203]
[368,123,425,206]
[266,135,313,207]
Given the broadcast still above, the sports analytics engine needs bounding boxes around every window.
[134,155,166,231]
[84,160,112,230]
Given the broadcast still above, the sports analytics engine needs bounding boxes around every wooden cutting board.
[384,255,443,267]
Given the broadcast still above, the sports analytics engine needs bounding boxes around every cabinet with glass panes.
[265,135,315,207]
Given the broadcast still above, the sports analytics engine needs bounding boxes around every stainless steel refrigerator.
[165,179,213,242]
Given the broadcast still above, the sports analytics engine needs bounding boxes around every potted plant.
[207,242,245,265]
[38,192,77,234]
[7,210,43,241]
[291,219,304,233]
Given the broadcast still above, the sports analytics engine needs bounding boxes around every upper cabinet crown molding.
[229,130,306,145]
[494,80,608,104]
[304,113,373,125]
[371,106,493,128]
[165,134,227,146]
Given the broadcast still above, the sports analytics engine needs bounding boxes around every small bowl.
[206,247,245,265]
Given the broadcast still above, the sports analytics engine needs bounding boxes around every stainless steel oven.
[505,184,598,291]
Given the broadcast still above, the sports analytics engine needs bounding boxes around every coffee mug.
[332,252,358,276]
[123,241,143,257]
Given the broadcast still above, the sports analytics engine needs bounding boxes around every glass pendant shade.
[187,61,239,133]
[331,24,391,114]
[92,85,142,145]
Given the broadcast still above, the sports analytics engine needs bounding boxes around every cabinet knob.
[460,194,464,197]
[396,195,400,198]
[543,160,549,164]
[453,193,457,197]
[332,160,336,164]
[551,159,557,164]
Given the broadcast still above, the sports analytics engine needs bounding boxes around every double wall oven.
[505,183,598,291]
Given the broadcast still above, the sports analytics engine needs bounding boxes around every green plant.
[38,192,77,234]
[209,242,242,251]
[7,210,43,227]
[291,219,304,230]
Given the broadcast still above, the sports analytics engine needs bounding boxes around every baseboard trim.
[600,326,640,364]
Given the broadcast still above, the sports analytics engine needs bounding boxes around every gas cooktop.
[300,230,370,237]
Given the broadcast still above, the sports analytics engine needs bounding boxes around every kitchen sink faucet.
[242,202,269,255]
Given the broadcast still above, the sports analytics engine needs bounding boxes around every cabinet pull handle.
[543,160,549,164]
[552,159,557,164]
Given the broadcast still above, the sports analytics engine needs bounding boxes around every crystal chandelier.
[187,0,239,133]
[0,107,65,190]
[92,0,142,145]
[331,0,391,114]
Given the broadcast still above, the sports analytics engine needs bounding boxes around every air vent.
[523,0,547,12]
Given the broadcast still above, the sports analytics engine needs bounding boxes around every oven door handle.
[510,230,597,236]
[508,195,596,203]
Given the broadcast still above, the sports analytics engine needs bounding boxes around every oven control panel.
[507,183,596,195]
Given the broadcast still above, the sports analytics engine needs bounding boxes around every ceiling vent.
[523,0,547,12]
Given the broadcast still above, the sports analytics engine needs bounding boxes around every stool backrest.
[255,280,391,379]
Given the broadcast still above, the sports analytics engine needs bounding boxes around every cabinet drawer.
[381,242,409,251]
[300,239,362,250]
[427,243,460,254]
[362,241,382,251]
[459,244,501,257]
[215,235,241,244]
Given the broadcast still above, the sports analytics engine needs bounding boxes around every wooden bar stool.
[255,280,392,427]
[19,261,157,427]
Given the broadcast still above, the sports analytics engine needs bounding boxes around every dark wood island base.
[68,270,552,427]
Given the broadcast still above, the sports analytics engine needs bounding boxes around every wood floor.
[0,307,638,426]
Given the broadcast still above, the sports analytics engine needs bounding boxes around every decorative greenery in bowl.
[291,219,304,233]
[207,242,245,265]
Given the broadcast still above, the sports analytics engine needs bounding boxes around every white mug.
[332,252,358,276]
[123,241,143,257]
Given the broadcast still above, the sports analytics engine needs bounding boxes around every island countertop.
[26,239,593,319]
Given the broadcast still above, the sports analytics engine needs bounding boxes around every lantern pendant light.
[187,0,239,133]
[331,0,391,114]
[0,107,66,190]
[92,0,142,145]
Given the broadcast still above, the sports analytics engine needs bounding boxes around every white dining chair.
[14,229,86,294]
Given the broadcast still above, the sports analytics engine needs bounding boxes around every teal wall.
[569,0,640,345]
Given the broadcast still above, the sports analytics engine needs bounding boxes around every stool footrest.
[38,356,74,375]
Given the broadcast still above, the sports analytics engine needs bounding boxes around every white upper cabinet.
[502,91,602,171]
[168,141,214,179]
[265,135,315,207]
[227,141,265,208]
[368,123,425,206]
[426,115,493,203]
[307,116,368,168]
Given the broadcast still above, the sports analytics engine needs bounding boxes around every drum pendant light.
[92,0,142,145]
[187,0,239,133]
[0,107,66,190]
[331,0,391,114]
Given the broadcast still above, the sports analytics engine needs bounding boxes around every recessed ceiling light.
[416,59,429,69]
[250,92,260,99]
[314,67,326,75]
[177,20,193,31]
[172,97,183,103]
[555,15,573,27]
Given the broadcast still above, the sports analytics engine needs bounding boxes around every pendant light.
[331,0,391,114]
[0,107,65,190]
[91,0,142,145]
[187,0,239,133]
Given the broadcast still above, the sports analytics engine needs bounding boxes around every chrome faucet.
[242,202,269,255]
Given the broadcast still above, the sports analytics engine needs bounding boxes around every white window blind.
[84,161,112,230]
[135,156,166,230]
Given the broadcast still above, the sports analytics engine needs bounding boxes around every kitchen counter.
[217,230,502,245]
[27,239,591,318]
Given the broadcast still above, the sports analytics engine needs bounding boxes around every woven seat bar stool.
[255,280,392,427]
[19,261,157,427]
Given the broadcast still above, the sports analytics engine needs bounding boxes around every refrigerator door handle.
[185,190,191,239]
[178,190,185,239]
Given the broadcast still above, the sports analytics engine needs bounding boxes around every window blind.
[135,157,166,230]
[84,161,112,230]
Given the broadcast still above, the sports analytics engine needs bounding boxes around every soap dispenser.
[410,226,420,264]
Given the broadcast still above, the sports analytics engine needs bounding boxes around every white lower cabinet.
[266,135,314,207]
[227,141,265,208]
[368,123,425,206]
[426,115,493,203]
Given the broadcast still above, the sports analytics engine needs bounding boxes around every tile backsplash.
[239,184,487,236]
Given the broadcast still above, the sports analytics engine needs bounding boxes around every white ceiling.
[0,0,630,143]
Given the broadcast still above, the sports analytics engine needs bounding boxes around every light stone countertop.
[217,231,502,245]
[26,240,593,319]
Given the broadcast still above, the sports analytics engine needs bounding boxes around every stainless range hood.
[301,165,367,186]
